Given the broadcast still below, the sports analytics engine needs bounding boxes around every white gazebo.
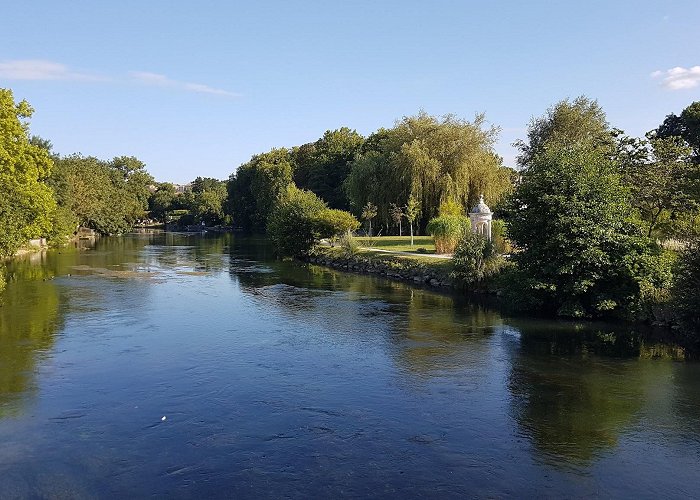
[469,195,493,241]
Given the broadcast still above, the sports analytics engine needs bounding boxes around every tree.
[228,148,293,232]
[149,183,177,222]
[618,135,699,237]
[505,143,668,318]
[292,128,364,210]
[389,203,403,235]
[267,186,327,258]
[405,196,420,246]
[314,209,360,242]
[451,232,496,285]
[344,111,512,232]
[49,154,153,234]
[361,202,377,236]
[0,89,56,257]
[654,101,700,162]
[516,96,615,168]
[673,239,700,338]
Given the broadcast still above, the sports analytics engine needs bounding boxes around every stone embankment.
[306,251,456,290]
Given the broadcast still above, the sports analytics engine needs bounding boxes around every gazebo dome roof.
[471,195,491,214]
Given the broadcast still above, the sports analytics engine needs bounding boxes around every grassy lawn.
[321,246,453,273]
[356,235,436,253]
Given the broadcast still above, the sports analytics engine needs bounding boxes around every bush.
[338,231,360,257]
[268,186,327,258]
[451,231,499,285]
[48,206,79,247]
[673,240,700,337]
[314,209,360,242]
[268,186,359,258]
[427,215,470,254]
[491,219,512,254]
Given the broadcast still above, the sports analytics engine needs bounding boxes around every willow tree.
[0,89,56,257]
[345,111,512,232]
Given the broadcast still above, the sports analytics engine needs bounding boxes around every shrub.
[268,186,359,258]
[314,209,360,242]
[451,231,498,285]
[673,240,700,338]
[339,231,360,257]
[427,215,470,254]
[268,186,327,258]
[491,219,512,254]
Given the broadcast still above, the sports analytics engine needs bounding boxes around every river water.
[0,232,698,498]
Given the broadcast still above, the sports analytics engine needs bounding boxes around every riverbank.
[307,246,459,290]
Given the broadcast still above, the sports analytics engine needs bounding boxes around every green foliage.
[292,127,364,210]
[505,140,667,318]
[314,209,360,241]
[47,205,79,246]
[268,186,359,257]
[438,199,465,216]
[267,186,327,257]
[673,240,700,337]
[451,231,501,285]
[228,148,293,232]
[49,154,149,235]
[344,111,512,231]
[426,215,470,254]
[338,231,360,257]
[179,179,227,226]
[149,183,177,222]
[617,134,699,238]
[361,201,378,235]
[655,101,700,163]
[0,89,56,257]
[516,96,615,168]
[491,219,512,254]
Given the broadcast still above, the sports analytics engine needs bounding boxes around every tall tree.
[515,96,615,168]
[227,148,293,232]
[654,101,700,162]
[617,135,698,237]
[505,99,669,318]
[345,111,511,232]
[292,128,364,210]
[0,89,56,257]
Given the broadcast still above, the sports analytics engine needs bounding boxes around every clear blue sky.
[1,0,699,183]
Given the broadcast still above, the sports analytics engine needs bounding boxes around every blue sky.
[1,0,699,183]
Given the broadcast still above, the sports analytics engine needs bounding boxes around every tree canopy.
[345,111,512,232]
[0,89,56,257]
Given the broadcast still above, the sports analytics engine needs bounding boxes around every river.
[0,232,698,498]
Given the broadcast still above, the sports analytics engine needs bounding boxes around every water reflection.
[0,256,64,417]
[0,233,699,497]
[506,320,677,466]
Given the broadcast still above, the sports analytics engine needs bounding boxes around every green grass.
[320,246,453,273]
[356,235,436,253]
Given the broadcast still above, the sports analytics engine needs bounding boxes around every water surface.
[1,232,698,498]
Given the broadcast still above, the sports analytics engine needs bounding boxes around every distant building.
[174,183,192,194]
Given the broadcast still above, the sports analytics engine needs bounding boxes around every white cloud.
[651,66,700,90]
[130,71,239,97]
[0,59,104,81]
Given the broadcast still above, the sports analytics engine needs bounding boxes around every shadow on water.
[503,318,690,467]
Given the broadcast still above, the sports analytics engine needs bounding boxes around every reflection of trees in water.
[506,320,675,466]
[129,231,232,273]
[232,250,504,376]
[0,265,64,418]
[393,292,502,375]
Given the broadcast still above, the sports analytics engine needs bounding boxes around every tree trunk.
[410,223,414,246]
